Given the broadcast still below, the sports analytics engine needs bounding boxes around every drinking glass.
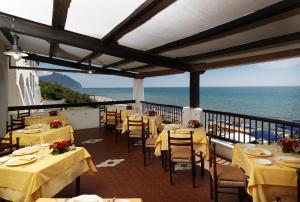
[271,140,280,153]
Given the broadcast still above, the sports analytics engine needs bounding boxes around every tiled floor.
[55,127,244,202]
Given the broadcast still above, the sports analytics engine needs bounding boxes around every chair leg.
[192,161,196,188]
[143,148,146,167]
[169,162,173,185]
[200,152,204,176]
[214,180,218,202]
[210,176,214,200]
[127,136,130,153]
[161,151,165,169]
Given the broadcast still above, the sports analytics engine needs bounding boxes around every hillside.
[40,81,91,103]
[39,72,82,89]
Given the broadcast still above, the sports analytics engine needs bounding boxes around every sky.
[39,57,300,88]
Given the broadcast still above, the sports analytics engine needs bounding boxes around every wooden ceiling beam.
[136,69,184,79]
[192,48,300,71]
[104,0,300,68]
[24,54,137,78]
[0,12,189,71]
[49,0,71,58]
[0,28,13,44]
[9,65,86,74]
[123,64,153,72]
[180,32,300,62]
[78,0,176,64]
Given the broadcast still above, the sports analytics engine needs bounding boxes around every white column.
[0,43,8,137]
[133,79,144,113]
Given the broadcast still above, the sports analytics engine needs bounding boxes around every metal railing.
[141,101,183,123]
[203,109,300,144]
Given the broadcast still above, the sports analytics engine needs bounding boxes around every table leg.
[76,176,80,196]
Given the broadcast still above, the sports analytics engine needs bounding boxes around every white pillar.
[133,79,144,113]
[0,43,8,137]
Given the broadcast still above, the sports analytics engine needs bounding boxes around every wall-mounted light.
[3,32,28,60]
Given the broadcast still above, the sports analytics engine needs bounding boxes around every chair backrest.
[105,108,117,124]
[17,110,31,119]
[117,110,122,123]
[6,115,25,133]
[167,130,194,158]
[208,140,218,183]
[0,135,20,157]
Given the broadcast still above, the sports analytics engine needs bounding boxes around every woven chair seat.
[171,147,192,162]
[116,123,123,130]
[106,119,116,125]
[210,164,246,187]
[145,137,157,148]
[128,129,143,138]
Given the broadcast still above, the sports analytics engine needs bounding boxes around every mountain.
[39,73,82,89]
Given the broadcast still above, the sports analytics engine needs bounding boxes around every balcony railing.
[203,109,300,144]
[7,100,300,145]
[141,101,183,123]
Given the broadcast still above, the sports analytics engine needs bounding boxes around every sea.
[79,86,300,122]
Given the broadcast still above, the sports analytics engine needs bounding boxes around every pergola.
[1,0,300,108]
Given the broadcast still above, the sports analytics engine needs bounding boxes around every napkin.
[247,148,266,156]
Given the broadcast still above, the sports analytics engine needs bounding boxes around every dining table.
[6,124,74,146]
[121,114,162,137]
[0,147,97,202]
[232,143,299,202]
[36,198,143,202]
[24,114,69,126]
[154,125,209,160]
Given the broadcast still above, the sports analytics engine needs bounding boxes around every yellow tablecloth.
[154,126,209,160]
[0,147,97,202]
[232,144,298,202]
[121,115,162,137]
[36,198,142,202]
[24,115,69,126]
[7,125,74,146]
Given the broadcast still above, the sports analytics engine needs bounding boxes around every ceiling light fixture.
[3,32,28,60]
[3,18,28,60]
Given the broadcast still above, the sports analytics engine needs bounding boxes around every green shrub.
[40,81,92,103]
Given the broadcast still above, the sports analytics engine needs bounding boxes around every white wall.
[0,43,8,137]
[61,109,99,130]
[8,59,41,107]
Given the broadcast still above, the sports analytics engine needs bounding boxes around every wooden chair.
[105,108,117,136]
[115,110,123,141]
[209,141,247,202]
[127,116,148,153]
[6,115,25,133]
[0,133,20,157]
[17,110,31,119]
[168,130,196,188]
[141,118,157,166]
